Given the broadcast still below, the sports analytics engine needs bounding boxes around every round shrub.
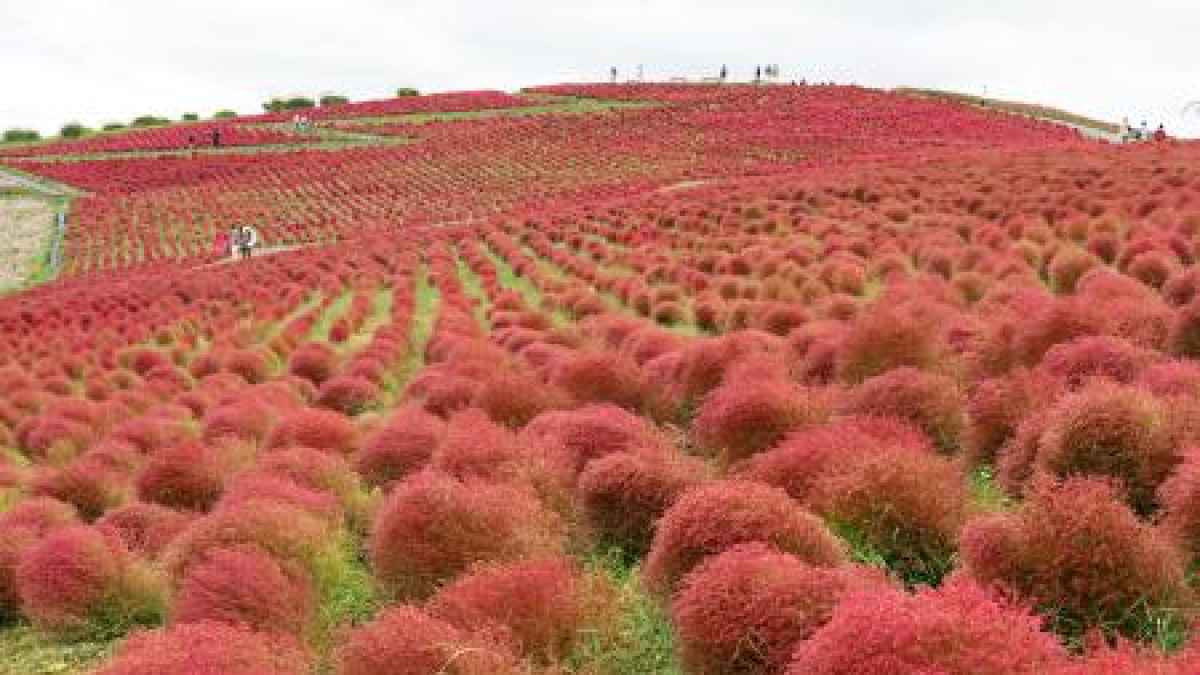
[287,342,339,385]
[1034,382,1171,514]
[786,577,1067,675]
[369,472,565,600]
[960,477,1190,641]
[31,457,131,521]
[428,557,607,665]
[316,375,381,416]
[354,405,443,490]
[694,379,829,464]
[1047,247,1100,294]
[431,408,525,482]
[93,621,312,675]
[738,416,932,504]
[810,444,969,586]
[267,407,359,455]
[835,306,942,383]
[472,371,573,428]
[673,543,888,675]
[551,351,645,410]
[578,449,708,555]
[135,442,238,512]
[965,369,1059,468]
[334,605,521,675]
[202,400,276,444]
[840,367,965,453]
[1038,335,1155,389]
[224,348,273,384]
[524,403,664,475]
[643,480,845,596]
[17,526,164,638]
[95,503,195,559]
[172,546,315,637]
[1169,299,1200,357]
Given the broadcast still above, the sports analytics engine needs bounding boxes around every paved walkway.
[0,165,84,197]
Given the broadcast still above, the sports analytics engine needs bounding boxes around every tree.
[131,115,169,128]
[102,122,127,132]
[213,110,238,119]
[2,128,40,143]
[320,94,349,107]
[262,97,316,113]
[182,113,200,121]
[395,87,420,97]
[60,122,90,138]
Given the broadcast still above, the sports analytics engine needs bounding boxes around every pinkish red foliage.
[643,480,845,596]
[354,404,443,489]
[172,546,315,636]
[369,471,565,599]
[94,621,312,675]
[266,406,359,455]
[334,605,521,675]
[693,378,829,464]
[786,577,1067,675]
[960,477,1190,638]
[839,367,965,453]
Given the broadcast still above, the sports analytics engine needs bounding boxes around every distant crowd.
[1120,118,1169,143]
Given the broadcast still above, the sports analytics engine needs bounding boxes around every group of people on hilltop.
[213,225,259,260]
[186,128,224,150]
[1120,117,1169,143]
[291,113,313,133]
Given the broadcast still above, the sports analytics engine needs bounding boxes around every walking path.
[0,197,57,290]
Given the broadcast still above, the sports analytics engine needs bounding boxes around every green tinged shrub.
[59,123,90,139]
[319,95,349,107]
[3,128,40,143]
[395,87,420,97]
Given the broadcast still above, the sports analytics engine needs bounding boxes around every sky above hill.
[2,0,1198,137]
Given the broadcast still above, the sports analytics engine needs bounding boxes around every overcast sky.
[2,0,1198,137]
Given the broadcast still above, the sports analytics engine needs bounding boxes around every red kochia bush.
[172,546,316,637]
[643,480,845,596]
[551,351,646,410]
[811,444,968,585]
[472,371,574,428]
[17,525,164,638]
[738,416,931,504]
[1047,640,1200,674]
[316,375,381,415]
[673,543,888,675]
[334,605,521,675]
[840,367,965,453]
[354,405,443,490]
[95,502,195,559]
[786,578,1067,675]
[693,378,829,464]
[0,498,81,619]
[578,449,708,554]
[369,472,565,600]
[834,306,943,384]
[524,404,664,477]
[287,342,339,385]
[202,400,276,444]
[1155,446,1200,558]
[431,407,525,482]
[965,369,1059,468]
[1034,382,1171,514]
[267,406,359,455]
[428,557,608,665]
[960,477,1190,640]
[135,442,239,512]
[94,621,312,675]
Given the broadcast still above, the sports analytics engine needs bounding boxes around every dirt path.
[0,197,55,289]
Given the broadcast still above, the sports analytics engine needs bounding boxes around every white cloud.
[1,0,1197,136]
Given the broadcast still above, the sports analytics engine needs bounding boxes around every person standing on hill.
[720,64,728,82]
[211,128,222,148]
[755,65,762,82]
[1154,124,1168,142]
[610,66,618,83]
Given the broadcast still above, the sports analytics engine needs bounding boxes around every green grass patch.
[969,466,1012,512]
[454,252,491,330]
[566,548,680,675]
[0,624,121,675]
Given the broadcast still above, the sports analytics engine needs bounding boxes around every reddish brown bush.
[1038,335,1156,389]
[202,400,276,444]
[960,477,1190,640]
[334,605,521,675]
[524,404,664,477]
[354,405,443,490]
[172,546,315,637]
[1169,299,1200,357]
[31,457,131,521]
[810,444,968,585]
[694,379,829,464]
[223,348,273,384]
[472,371,573,428]
[428,557,609,665]
[738,416,931,504]
[835,306,943,383]
[551,351,645,410]
[94,621,312,675]
[266,406,359,455]
[786,577,1067,675]
[287,342,340,385]
[1014,298,1108,367]
[840,367,965,453]
[316,375,381,415]
[578,449,708,554]
[136,442,240,512]
[17,525,164,638]
[673,543,888,675]
[95,502,195,559]
[369,472,565,600]
[643,480,845,596]
[965,369,1059,467]
[1034,382,1172,514]
[431,408,524,482]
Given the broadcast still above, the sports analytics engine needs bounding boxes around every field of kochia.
[2,82,1200,674]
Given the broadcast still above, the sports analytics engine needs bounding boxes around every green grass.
[969,466,1012,511]
[567,548,681,675]
[483,245,569,328]
[454,252,492,329]
[387,264,440,403]
[0,624,120,675]
[309,290,355,342]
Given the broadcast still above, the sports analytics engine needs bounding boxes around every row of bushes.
[1,111,242,146]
